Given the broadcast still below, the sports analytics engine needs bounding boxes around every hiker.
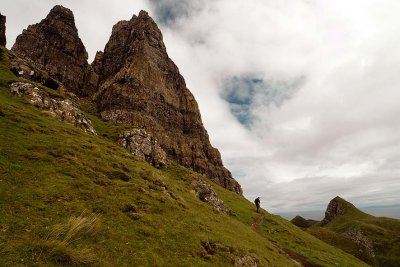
[254,197,260,213]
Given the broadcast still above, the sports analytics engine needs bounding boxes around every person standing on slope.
[254,197,261,213]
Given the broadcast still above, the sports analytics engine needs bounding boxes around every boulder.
[118,129,167,168]
[234,255,258,267]
[191,179,231,214]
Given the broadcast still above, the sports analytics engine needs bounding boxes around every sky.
[2,0,400,218]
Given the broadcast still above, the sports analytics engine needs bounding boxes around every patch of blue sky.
[222,74,305,128]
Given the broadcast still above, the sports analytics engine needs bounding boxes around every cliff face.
[0,13,5,46]
[11,5,97,96]
[95,11,242,194]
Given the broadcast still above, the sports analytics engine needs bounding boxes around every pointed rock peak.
[48,5,73,17]
[130,14,138,21]
[11,5,95,96]
[321,196,358,226]
[138,10,150,19]
[45,5,75,27]
[135,10,164,43]
[95,9,243,195]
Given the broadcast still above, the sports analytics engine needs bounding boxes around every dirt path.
[250,215,321,267]
[251,214,266,233]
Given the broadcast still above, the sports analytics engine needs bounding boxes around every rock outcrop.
[0,13,6,46]
[234,255,258,267]
[118,129,167,168]
[10,54,62,90]
[11,5,97,96]
[9,82,96,134]
[95,11,242,194]
[345,228,375,257]
[191,179,231,214]
[321,196,357,226]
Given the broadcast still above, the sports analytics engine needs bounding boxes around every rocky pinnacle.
[11,5,98,96]
[95,11,243,194]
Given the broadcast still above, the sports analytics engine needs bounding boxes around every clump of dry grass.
[37,213,99,265]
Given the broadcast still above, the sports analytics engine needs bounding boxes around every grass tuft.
[36,214,99,265]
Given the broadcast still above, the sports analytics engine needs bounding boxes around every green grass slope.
[0,47,368,266]
[305,197,400,266]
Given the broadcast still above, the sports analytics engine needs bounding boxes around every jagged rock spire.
[11,5,97,96]
[94,10,243,194]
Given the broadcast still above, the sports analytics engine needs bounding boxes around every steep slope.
[292,197,400,266]
[11,5,97,96]
[0,47,368,266]
[94,10,242,194]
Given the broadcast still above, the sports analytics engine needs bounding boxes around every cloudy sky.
[2,0,400,217]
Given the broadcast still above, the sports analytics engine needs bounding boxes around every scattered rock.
[191,179,231,214]
[199,240,218,259]
[234,255,258,267]
[107,170,130,181]
[345,228,375,257]
[9,82,96,134]
[121,204,137,213]
[118,129,167,168]
[0,13,6,46]
[121,204,142,220]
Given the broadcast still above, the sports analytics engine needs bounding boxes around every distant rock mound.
[11,5,97,96]
[0,13,6,46]
[94,11,242,195]
[321,196,357,226]
[291,215,318,228]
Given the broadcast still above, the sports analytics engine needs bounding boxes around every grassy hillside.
[302,198,400,266]
[0,47,368,266]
